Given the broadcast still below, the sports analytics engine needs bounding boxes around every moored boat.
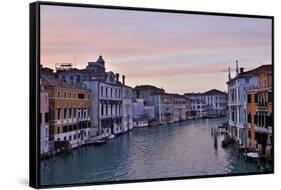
[245,152,260,160]
[107,134,115,140]
[93,139,106,146]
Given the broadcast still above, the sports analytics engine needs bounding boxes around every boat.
[149,122,159,127]
[107,134,115,140]
[160,121,168,125]
[245,152,260,160]
[134,122,149,128]
[168,120,175,124]
[93,139,106,146]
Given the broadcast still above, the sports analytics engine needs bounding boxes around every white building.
[173,94,188,121]
[83,72,123,137]
[191,99,208,118]
[185,89,227,118]
[202,89,227,117]
[132,99,148,127]
[122,85,133,131]
[226,61,258,145]
[144,104,155,121]
[153,93,174,124]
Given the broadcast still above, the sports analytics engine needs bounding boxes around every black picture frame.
[30,1,274,188]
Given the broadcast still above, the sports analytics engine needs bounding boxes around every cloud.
[40,5,272,92]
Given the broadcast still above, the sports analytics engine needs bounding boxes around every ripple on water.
[41,118,269,186]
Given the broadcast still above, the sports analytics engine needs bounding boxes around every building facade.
[226,62,259,145]
[132,99,149,127]
[57,55,131,137]
[42,74,91,151]
[122,85,133,131]
[246,65,272,159]
[40,83,50,156]
[173,94,188,121]
[202,89,227,117]
[153,93,174,124]
[190,99,208,118]
[83,73,123,136]
[133,85,165,102]
[184,89,227,118]
[57,55,108,87]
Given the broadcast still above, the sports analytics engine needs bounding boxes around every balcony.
[256,102,268,109]
[268,126,272,133]
[255,126,272,134]
[227,101,241,106]
[100,114,122,119]
[78,117,91,121]
[255,126,267,133]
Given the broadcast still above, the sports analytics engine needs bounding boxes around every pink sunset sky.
[40,5,272,94]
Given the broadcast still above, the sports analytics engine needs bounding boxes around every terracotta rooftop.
[41,74,88,90]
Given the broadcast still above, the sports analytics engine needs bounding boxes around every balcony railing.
[255,126,272,134]
[256,102,268,110]
[255,126,267,133]
[268,127,272,133]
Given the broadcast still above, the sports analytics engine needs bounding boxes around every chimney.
[235,60,239,76]
[240,67,244,73]
[116,73,119,82]
[228,67,231,80]
[122,75,125,85]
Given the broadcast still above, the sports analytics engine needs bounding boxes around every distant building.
[57,55,107,87]
[133,85,165,103]
[246,65,272,159]
[185,97,193,119]
[153,93,174,124]
[83,72,123,136]
[40,65,56,77]
[144,102,156,122]
[190,99,208,118]
[86,55,106,73]
[202,89,227,117]
[184,89,227,117]
[132,99,149,127]
[40,82,50,156]
[121,85,133,131]
[226,61,259,145]
[132,85,165,124]
[172,94,188,121]
[42,74,91,151]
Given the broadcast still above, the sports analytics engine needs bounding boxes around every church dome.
[96,54,105,65]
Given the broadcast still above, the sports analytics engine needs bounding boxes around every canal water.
[41,118,271,186]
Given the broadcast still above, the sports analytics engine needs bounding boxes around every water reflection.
[41,118,271,186]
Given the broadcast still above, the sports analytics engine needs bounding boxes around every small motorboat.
[245,152,260,160]
[107,134,115,140]
[93,139,106,146]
